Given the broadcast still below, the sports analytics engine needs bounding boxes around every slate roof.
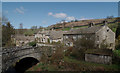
[85,49,113,56]
[36,30,67,40]
[49,30,66,40]
[64,26,104,34]
[38,30,49,34]
[15,35,35,41]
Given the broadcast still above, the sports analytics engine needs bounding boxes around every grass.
[24,29,39,36]
[63,56,120,71]
[73,26,88,29]
[27,55,120,71]
[62,26,88,31]
[26,62,57,71]
[62,27,71,31]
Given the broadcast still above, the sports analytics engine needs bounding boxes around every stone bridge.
[2,46,55,73]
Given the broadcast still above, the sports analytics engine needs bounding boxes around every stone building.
[35,30,66,43]
[63,24,115,50]
[35,30,50,43]
[13,35,35,46]
[85,49,113,64]
[49,30,66,43]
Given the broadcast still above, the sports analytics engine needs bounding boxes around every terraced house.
[63,24,115,50]
[35,29,66,43]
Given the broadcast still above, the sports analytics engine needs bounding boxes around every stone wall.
[2,47,42,72]
[2,46,55,72]
[95,25,115,50]
[85,53,112,64]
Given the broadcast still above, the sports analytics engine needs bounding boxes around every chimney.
[42,28,45,31]
[103,20,108,26]
[88,22,94,28]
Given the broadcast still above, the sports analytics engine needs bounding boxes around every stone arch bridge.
[2,46,55,73]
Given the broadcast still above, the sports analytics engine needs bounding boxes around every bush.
[73,36,95,49]
[28,41,36,47]
[70,48,85,60]
[68,36,95,60]
[112,50,120,65]
[116,35,120,50]
[49,47,64,64]
[65,47,85,60]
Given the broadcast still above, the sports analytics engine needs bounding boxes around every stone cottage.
[63,24,115,50]
[49,30,66,43]
[35,30,66,43]
[35,30,50,43]
[85,49,113,64]
[13,35,35,46]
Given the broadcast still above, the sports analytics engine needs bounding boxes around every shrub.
[49,47,64,64]
[67,36,95,60]
[112,49,120,65]
[65,47,85,60]
[70,48,85,60]
[73,36,95,49]
[116,35,120,50]
[28,41,36,47]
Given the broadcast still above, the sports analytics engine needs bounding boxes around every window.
[73,36,76,40]
[78,35,81,38]
[106,36,108,39]
[66,36,68,39]
[96,44,99,48]
[42,39,43,42]
[97,36,99,41]
[107,29,109,32]
[110,43,113,47]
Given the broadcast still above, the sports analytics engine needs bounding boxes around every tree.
[2,22,15,47]
[18,23,24,35]
[31,26,37,30]
[69,36,95,60]
[19,23,23,29]
[116,23,120,39]
[107,15,114,19]
[73,36,95,49]
[39,26,43,29]
[75,19,79,22]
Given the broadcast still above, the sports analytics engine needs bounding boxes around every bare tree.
[73,36,95,49]
[19,23,23,29]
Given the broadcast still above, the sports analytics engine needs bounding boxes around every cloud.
[79,17,93,20]
[16,8,24,14]
[53,13,67,18]
[15,6,25,14]
[48,12,53,16]
[66,16,75,21]
[48,12,77,21]
[48,12,67,19]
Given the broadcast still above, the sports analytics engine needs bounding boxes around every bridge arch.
[14,57,39,73]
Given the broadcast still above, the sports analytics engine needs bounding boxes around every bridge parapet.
[2,45,56,72]
[2,46,41,72]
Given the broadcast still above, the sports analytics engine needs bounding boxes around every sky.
[2,0,120,2]
[2,2,118,29]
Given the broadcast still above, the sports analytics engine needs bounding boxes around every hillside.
[15,17,119,36]
[48,18,118,32]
